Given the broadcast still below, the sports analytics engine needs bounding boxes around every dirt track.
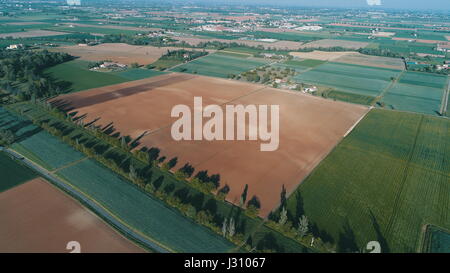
[54,73,368,216]
[0,178,144,253]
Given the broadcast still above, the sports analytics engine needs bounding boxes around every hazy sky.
[192,0,450,11]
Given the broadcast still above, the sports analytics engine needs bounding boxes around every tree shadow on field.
[337,219,359,253]
[369,210,390,253]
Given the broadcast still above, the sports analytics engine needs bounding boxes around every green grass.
[285,109,450,253]
[294,63,400,97]
[150,59,185,70]
[285,59,326,68]
[326,90,376,105]
[56,158,235,253]
[0,151,37,193]
[381,83,444,116]
[113,68,166,80]
[46,61,165,93]
[422,226,450,253]
[11,130,86,171]
[45,60,128,92]
[398,72,448,89]
[171,53,270,78]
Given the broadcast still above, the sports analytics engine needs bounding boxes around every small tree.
[229,218,235,237]
[278,207,288,226]
[222,218,228,237]
[297,215,309,238]
[129,164,138,182]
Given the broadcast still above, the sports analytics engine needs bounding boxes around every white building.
[295,25,323,31]
[6,44,23,50]
[67,0,81,6]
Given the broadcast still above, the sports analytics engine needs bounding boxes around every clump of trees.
[0,49,73,100]
[0,128,15,146]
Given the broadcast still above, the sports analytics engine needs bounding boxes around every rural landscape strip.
[4,148,172,253]
[4,104,314,253]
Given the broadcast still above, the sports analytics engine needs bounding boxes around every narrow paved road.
[2,147,171,253]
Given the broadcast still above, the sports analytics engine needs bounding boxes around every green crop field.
[112,68,166,80]
[285,109,450,253]
[293,63,401,97]
[0,151,37,193]
[45,60,128,92]
[422,226,450,253]
[11,130,86,171]
[381,73,447,115]
[46,60,164,93]
[56,158,235,253]
[171,53,270,78]
[0,107,85,171]
[284,59,326,68]
[398,72,448,89]
[326,90,376,105]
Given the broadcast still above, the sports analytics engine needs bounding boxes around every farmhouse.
[100,62,127,69]
[6,44,23,50]
[436,43,450,52]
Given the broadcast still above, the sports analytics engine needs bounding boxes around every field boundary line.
[51,157,88,173]
[372,70,405,106]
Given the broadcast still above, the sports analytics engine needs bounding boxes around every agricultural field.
[0,29,68,39]
[170,52,271,78]
[293,62,401,97]
[289,51,355,61]
[285,109,450,252]
[54,73,369,216]
[11,130,86,171]
[0,151,37,193]
[381,72,448,115]
[6,101,310,253]
[45,60,165,93]
[333,53,406,70]
[0,106,85,171]
[397,72,447,89]
[172,36,304,50]
[50,43,183,65]
[422,226,450,253]
[299,39,369,49]
[2,103,241,253]
[56,159,235,253]
[0,178,145,253]
[324,90,376,106]
[45,60,129,93]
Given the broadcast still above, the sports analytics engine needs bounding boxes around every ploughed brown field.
[50,43,213,65]
[0,178,144,253]
[54,73,368,216]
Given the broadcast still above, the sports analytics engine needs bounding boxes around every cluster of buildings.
[5,44,23,50]
[66,0,81,6]
[189,24,250,33]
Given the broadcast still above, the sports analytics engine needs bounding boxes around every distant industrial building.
[67,0,81,6]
